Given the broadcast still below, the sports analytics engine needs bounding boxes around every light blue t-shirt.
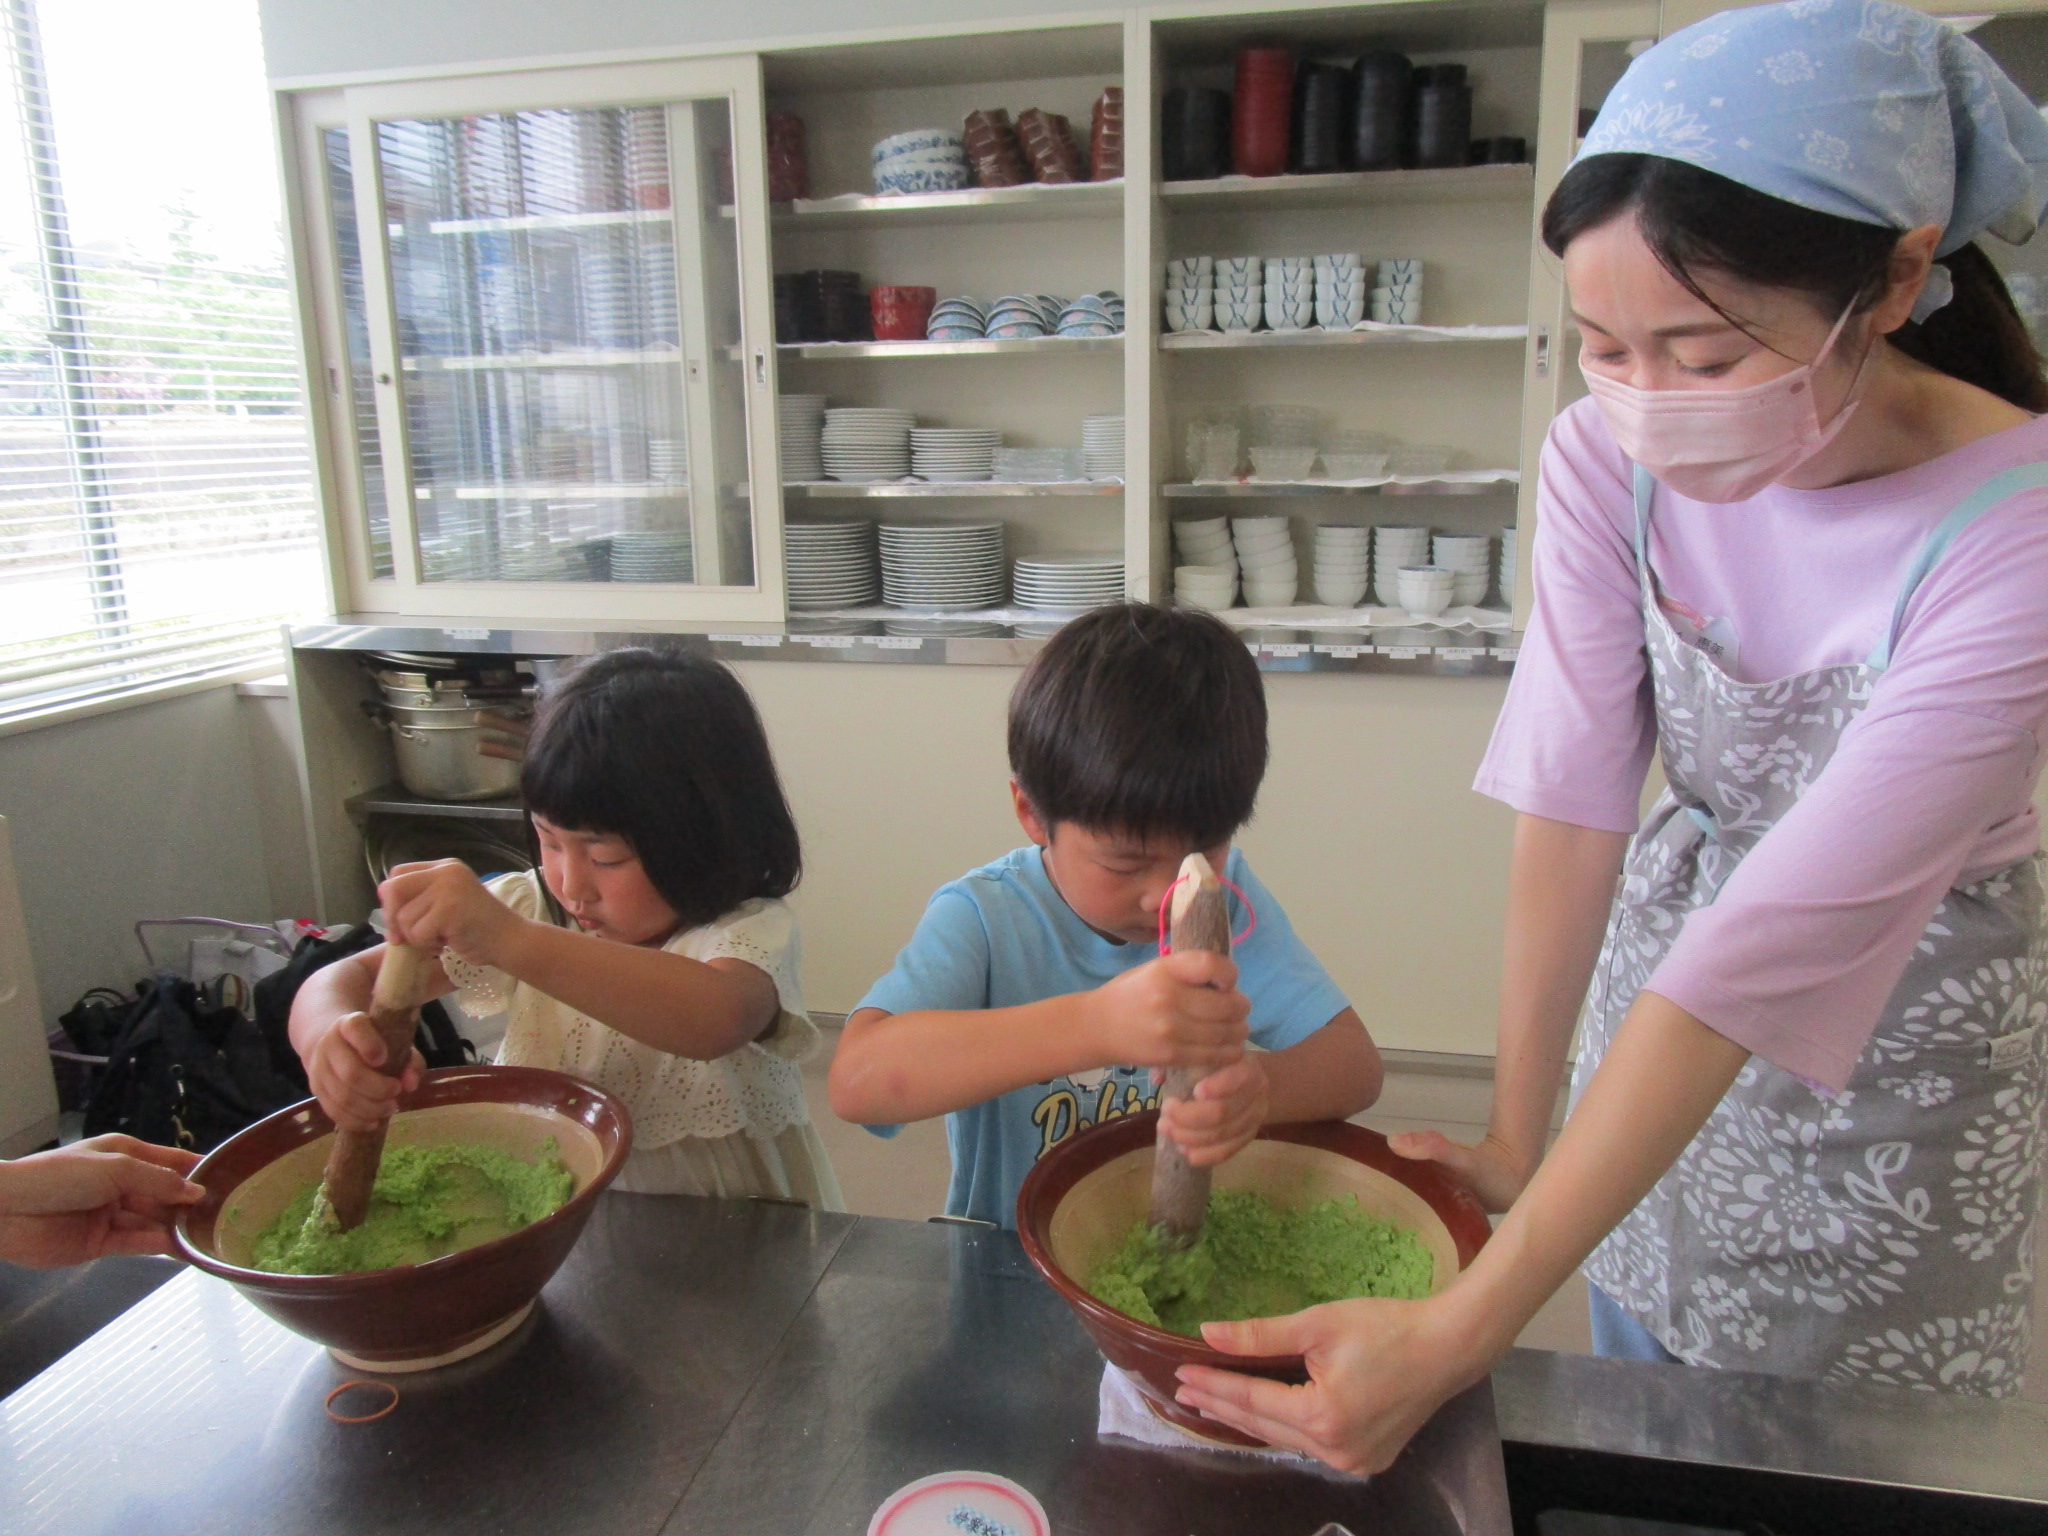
[855,845,1351,1228]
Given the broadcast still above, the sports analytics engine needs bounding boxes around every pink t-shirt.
[1475,397,2048,1089]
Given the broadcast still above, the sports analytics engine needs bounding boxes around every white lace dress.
[442,872,843,1207]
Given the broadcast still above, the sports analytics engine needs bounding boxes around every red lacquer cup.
[870,284,938,341]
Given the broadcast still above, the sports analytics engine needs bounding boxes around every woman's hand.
[0,1136,204,1268]
[1387,1129,1534,1215]
[1173,1292,1492,1475]
[1158,1053,1269,1167]
[380,859,521,968]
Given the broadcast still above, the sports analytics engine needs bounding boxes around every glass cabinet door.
[339,58,783,619]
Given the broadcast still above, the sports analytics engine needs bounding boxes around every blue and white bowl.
[876,163,971,196]
[873,128,964,163]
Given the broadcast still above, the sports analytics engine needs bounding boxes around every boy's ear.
[1011,781,1052,848]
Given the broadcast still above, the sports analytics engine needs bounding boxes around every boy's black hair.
[520,647,801,929]
[1007,603,1267,846]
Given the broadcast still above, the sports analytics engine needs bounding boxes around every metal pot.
[376,704,526,802]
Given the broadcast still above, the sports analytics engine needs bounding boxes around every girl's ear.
[1011,780,1052,848]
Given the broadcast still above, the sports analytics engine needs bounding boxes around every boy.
[829,603,1383,1227]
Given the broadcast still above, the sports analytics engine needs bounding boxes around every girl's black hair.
[520,647,801,930]
[1542,154,2048,412]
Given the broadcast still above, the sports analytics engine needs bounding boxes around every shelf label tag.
[1440,646,1485,660]
[1316,645,1370,659]
[793,634,855,649]
[1496,647,1521,663]
[1260,644,1308,658]
[872,636,926,650]
[710,633,783,648]
[1381,646,1425,660]
[441,627,490,641]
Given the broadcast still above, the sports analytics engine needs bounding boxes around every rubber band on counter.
[326,1379,401,1424]
[1156,871,1257,953]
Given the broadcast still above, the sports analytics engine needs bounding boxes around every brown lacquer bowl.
[1017,1113,1490,1447]
[175,1066,631,1372]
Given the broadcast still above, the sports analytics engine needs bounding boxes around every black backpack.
[250,926,475,1079]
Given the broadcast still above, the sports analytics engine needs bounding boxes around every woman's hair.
[1008,603,1267,847]
[520,647,801,929]
[1542,154,2048,412]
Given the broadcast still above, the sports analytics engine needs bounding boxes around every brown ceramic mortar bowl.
[1017,1112,1490,1447]
[175,1065,631,1372]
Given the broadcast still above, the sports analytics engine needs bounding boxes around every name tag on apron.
[1658,595,1740,672]
[1987,1025,2038,1071]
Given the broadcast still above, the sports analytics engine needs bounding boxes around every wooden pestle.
[1148,852,1233,1248]
[315,942,432,1233]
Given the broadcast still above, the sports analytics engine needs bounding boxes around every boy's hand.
[380,859,521,967]
[1158,1052,1270,1166]
[306,1008,425,1134]
[1088,950,1249,1072]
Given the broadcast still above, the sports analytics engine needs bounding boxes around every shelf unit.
[1160,162,1534,209]
[1163,478,1517,498]
[780,335,1123,360]
[781,179,1123,226]
[1159,324,1526,351]
[789,480,1121,498]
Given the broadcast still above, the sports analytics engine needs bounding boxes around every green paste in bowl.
[1085,1187,1435,1336]
[249,1140,575,1276]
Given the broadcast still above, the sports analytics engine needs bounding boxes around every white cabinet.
[288,57,788,622]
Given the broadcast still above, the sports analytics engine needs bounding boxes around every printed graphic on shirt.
[1029,1065,1162,1157]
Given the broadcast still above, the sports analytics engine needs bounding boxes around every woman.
[1175,0,2048,1471]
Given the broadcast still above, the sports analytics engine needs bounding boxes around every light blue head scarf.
[1577,0,2048,318]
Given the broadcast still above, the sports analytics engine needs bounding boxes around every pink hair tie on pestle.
[1155,870,1257,953]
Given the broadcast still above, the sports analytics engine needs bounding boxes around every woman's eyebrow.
[1570,310,1740,341]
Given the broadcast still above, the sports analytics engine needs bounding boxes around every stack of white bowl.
[911,427,1000,482]
[823,407,915,483]
[1216,256,1262,332]
[784,517,879,610]
[610,529,694,583]
[1011,553,1125,612]
[879,520,1005,609]
[1081,415,1125,480]
[873,129,970,194]
[1432,533,1493,608]
[1312,524,1372,606]
[1498,527,1519,603]
[1396,564,1456,617]
[1372,524,1432,606]
[1265,257,1314,331]
[1172,517,1238,611]
[1163,257,1213,333]
[1233,515,1298,606]
[778,395,826,482]
[1374,259,1424,325]
[1314,253,1366,329]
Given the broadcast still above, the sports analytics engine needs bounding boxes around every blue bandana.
[1578,1,2048,317]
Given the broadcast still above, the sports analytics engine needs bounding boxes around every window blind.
[0,0,320,725]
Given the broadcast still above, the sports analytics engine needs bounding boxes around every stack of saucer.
[926,296,987,341]
[1011,553,1125,612]
[1374,259,1423,325]
[823,407,915,483]
[785,517,879,610]
[1081,415,1125,480]
[777,394,826,482]
[610,529,694,583]
[648,436,687,483]
[879,520,1006,609]
[911,427,1001,481]
[1265,256,1313,332]
[1312,523,1372,606]
[1498,527,1519,604]
[1372,524,1432,606]
[1314,253,1365,329]
[1432,533,1493,608]
[1233,515,1298,606]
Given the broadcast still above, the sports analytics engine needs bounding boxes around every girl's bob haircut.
[520,647,801,930]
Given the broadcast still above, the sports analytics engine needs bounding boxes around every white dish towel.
[1097,1362,1354,1477]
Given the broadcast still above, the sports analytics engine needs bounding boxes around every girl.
[291,648,843,1207]
[1176,1,2048,1471]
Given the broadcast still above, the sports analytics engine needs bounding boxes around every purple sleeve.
[1473,401,1657,833]
[1651,502,2048,1090]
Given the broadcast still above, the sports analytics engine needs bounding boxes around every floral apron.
[1573,461,2048,1396]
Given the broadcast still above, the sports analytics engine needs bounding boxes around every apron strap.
[1869,463,2048,671]
[1631,461,1654,574]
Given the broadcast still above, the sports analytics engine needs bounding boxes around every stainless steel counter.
[291,616,1518,678]
[0,1197,1507,1536]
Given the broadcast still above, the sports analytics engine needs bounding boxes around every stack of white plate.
[1011,553,1125,612]
[1233,515,1298,606]
[785,517,878,610]
[1081,415,1125,480]
[823,407,916,483]
[879,520,1006,609]
[610,529,694,583]
[911,427,1000,482]
[778,395,826,482]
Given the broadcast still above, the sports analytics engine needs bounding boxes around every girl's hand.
[1158,1052,1269,1167]
[1174,1292,1491,1476]
[380,859,521,968]
[1387,1130,1533,1215]
[0,1136,204,1268]
[1087,951,1250,1073]
[306,1008,425,1134]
